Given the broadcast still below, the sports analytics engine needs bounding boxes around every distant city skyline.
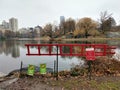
[0,0,120,28]
[0,17,18,32]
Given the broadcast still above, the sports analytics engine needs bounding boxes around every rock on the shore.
[0,72,7,77]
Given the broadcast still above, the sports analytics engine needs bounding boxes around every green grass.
[48,77,120,90]
[97,81,120,90]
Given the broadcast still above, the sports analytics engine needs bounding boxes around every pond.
[0,40,120,75]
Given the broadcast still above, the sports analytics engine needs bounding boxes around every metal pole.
[20,61,23,77]
[88,61,92,80]
[56,45,59,80]
[54,60,56,77]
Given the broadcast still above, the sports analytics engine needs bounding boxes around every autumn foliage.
[74,17,99,38]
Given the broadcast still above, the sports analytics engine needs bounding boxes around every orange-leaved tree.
[74,17,98,38]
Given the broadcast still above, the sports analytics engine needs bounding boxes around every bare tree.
[60,18,76,35]
[4,30,15,38]
[43,24,53,38]
[99,11,116,33]
[64,18,75,33]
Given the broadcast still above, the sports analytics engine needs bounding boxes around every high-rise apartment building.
[2,20,9,29]
[60,16,65,25]
[60,16,65,31]
[9,18,18,32]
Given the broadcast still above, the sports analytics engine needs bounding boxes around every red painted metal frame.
[25,44,116,56]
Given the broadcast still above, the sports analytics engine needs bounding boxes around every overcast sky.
[0,0,120,28]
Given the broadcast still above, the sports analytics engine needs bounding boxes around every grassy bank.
[48,76,120,90]
[61,38,120,41]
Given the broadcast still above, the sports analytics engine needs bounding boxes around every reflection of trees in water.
[12,43,20,58]
[61,56,74,59]
[0,41,20,58]
[72,40,108,44]
[107,40,120,46]
[62,46,70,54]
[0,40,119,59]
[73,46,82,54]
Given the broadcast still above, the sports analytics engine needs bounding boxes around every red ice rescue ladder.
[25,44,116,57]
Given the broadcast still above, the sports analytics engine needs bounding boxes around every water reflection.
[0,40,120,58]
[0,40,42,58]
[0,41,20,58]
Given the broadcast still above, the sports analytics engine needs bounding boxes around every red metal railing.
[25,44,116,56]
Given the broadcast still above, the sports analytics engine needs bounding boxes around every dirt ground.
[0,76,64,90]
[0,75,119,90]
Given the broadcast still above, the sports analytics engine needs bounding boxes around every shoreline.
[3,37,120,41]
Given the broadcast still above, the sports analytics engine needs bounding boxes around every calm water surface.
[0,40,120,74]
